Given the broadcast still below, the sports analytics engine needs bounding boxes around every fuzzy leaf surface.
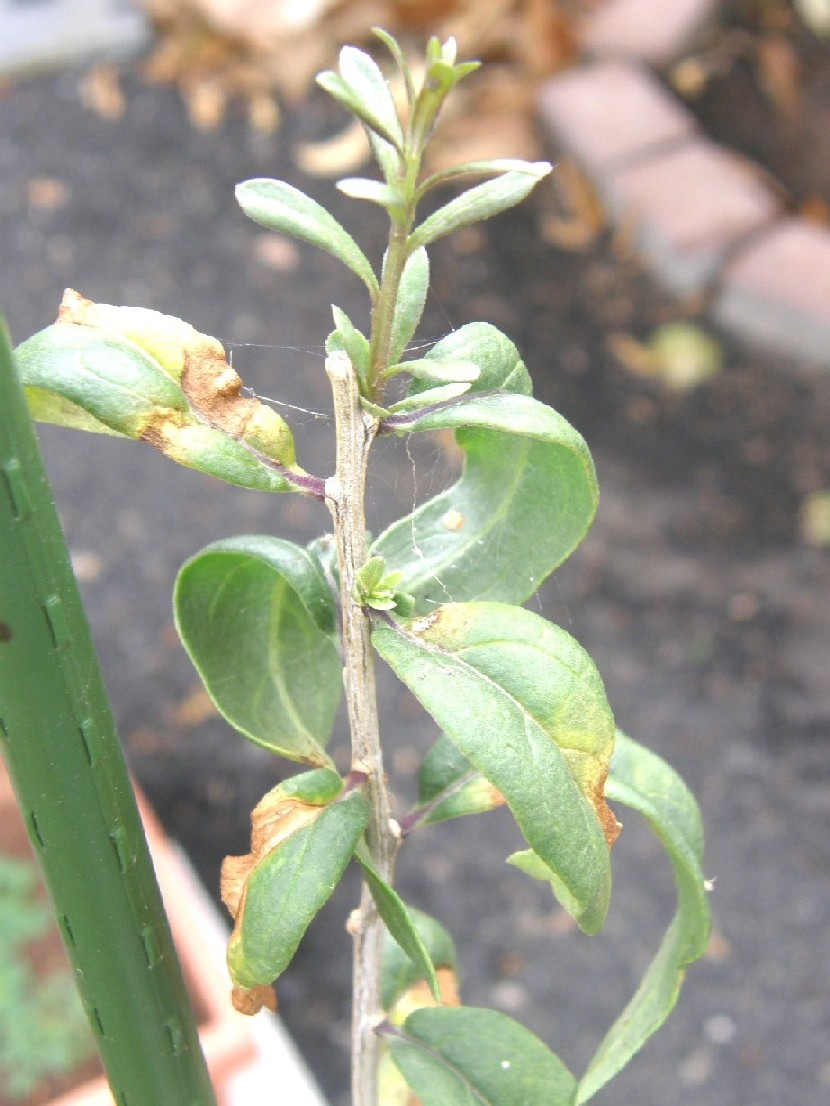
[336,177,406,217]
[174,536,340,767]
[373,603,614,933]
[319,46,404,151]
[389,247,429,366]
[227,792,369,989]
[389,1007,577,1106]
[408,164,551,252]
[577,732,711,1102]
[356,851,440,1002]
[373,391,597,610]
[327,307,371,386]
[236,178,378,294]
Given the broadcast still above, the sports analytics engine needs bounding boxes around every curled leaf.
[224,782,368,1013]
[576,732,711,1102]
[174,536,341,767]
[16,290,311,494]
[373,602,616,934]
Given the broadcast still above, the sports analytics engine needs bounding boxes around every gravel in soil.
[1,62,829,1106]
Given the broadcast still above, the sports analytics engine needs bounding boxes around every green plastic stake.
[0,320,217,1106]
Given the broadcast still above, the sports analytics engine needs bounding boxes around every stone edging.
[536,0,830,369]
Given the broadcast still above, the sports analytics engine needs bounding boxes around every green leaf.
[389,247,429,366]
[327,307,371,387]
[316,47,404,153]
[236,178,379,296]
[373,26,416,107]
[372,391,597,610]
[336,177,406,219]
[355,850,441,1003]
[405,321,530,396]
[24,385,127,437]
[408,164,552,252]
[174,535,341,767]
[386,381,471,413]
[576,732,711,1102]
[388,1007,577,1106]
[367,129,404,187]
[414,733,505,825]
[16,324,187,438]
[383,907,458,1011]
[373,603,614,933]
[337,45,405,149]
[388,357,480,385]
[418,159,555,198]
[227,792,369,989]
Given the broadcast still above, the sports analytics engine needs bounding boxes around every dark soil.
[1,30,829,1106]
[682,0,830,211]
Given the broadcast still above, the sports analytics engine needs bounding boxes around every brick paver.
[605,140,780,293]
[537,60,697,174]
[715,219,830,364]
[581,0,721,65]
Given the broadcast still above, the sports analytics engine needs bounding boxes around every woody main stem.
[325,351,396,1106]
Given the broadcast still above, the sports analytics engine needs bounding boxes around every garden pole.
[0,320,217,1106]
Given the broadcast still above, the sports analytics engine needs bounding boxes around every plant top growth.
[10,29,711,1106]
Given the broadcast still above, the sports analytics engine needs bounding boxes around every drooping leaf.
[387,1007,578,1106]
[15,292,306,493]
[16,324,188,437]
[408,164,552,252]
[318,45,404,152]
[225,791,369,993]
[174,536,341,767]
[373,603,615,933]
[373,391,598,610]
[355,850,441,1002]
[389,247,429,366]
[383,907,458,1012]
[576,732,711,1102]
[413,733,506,826]
[236,178,379,296]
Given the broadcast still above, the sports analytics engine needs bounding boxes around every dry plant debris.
[137,0,591,170]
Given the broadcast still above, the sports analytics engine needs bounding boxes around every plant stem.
[324,350,395,1106]
[367,155,420,399]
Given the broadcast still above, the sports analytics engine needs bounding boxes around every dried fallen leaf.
[800,490,830,546]
[608,323,722,391]
[541,157,606,251]
[26,177,71,212]
[170,684,217,727]
[253,232,301,270]
[295,116,370,177]
[756,32,802,120]
[79,65,126,120]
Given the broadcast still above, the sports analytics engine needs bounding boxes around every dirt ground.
[2,40,830,1106]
